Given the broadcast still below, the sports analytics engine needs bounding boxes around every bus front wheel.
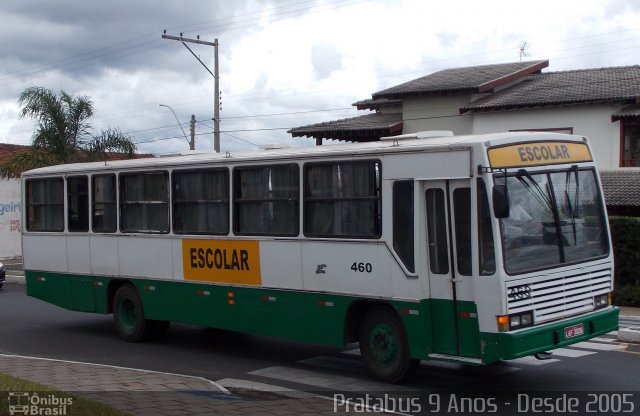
[359,307,418,383]
[113,284,169,342]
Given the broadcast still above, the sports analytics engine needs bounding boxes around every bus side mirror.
[493,185,510,218]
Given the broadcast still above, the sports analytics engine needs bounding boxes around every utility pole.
[214,41,220,154]
[162,32,220,152]
[159,104,192,150]
[190,114,196,151]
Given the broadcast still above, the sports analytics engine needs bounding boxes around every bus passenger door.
[423,179,479,358]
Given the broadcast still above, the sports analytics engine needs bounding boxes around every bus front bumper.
[481,306,619,364]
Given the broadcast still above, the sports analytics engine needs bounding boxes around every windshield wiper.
[516,169,565,262]
[565,189,577,245]
[564,166,580,245]
[516,169,554,214]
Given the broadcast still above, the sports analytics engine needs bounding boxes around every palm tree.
[0,86,137,178]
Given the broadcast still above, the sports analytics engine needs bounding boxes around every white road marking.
[591,337,616,343]
[508,356,561,366]
[572,341,625,351]
[547,348,597,358]
[249,366,408,392]
[216,378,314,398]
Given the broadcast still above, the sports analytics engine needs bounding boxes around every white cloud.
[0,0,639,154]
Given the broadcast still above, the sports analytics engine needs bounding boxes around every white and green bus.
[22,131,618,382]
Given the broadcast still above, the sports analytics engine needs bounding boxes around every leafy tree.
[0,86,137,178]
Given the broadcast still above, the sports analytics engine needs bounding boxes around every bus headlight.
[594,293,610,309]
[497,311,534,332]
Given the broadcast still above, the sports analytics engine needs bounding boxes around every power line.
[133,130,213,145]
[220,107,354,120]
[222,132,259,147]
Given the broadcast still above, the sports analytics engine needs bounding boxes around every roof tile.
[600,169,640,206]
[288,113,403,141]
[0,143,30,162]
[462,66,640,112]
[373,60,548,98]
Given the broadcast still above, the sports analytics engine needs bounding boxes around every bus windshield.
[496,168,609,274]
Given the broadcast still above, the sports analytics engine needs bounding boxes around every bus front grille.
[505,267,612,324]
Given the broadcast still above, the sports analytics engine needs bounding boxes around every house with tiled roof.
[290,60,640,170]
[290,60,550,144]
[290,60,640,214]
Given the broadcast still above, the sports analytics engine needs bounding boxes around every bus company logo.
[8,392,73,416]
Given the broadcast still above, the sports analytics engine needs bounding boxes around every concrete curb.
[618,327,640,344]
[4,273,25,284]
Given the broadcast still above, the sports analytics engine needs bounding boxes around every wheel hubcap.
[119,299,137,331]
[369,323,397,364]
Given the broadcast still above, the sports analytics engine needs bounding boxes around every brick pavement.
[0,354,386,415]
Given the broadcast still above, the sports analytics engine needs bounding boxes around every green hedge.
[609,216,640,306]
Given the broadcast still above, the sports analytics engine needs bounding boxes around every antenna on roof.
[519,42,528,62]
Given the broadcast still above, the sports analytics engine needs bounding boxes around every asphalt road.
[1,281,639,396]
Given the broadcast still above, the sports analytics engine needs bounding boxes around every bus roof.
[21,131,588,177]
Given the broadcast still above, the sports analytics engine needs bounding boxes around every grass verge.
[0,373,129,416]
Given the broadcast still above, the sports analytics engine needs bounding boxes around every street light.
[158,104,193,150]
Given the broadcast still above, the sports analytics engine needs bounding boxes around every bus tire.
[113,284,153,342]
[359,307,418,383]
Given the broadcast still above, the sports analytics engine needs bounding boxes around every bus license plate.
[564,323,584,339]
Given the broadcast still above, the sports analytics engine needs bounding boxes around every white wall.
[471,103,622,169]
[0,179,22,259]
[402,95,474,135]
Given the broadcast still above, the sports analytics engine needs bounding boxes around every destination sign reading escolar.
[182,239,261,285]
[488,141,592,168]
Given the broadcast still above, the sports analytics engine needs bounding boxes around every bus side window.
[304,161,381,238]
[478,179,496,275]
[120,172,170,233]
[67,176,89,232]
[426,189,449,274]
[393,181,414,272]
[173,169,229,235]
[233,164,299,236]
[453,188,472,276]
[92,174,117,233]
[26,178,64,232]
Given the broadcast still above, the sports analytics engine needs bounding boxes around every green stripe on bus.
[27,271,616,365]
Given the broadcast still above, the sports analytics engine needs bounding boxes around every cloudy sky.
[1,0,639,154]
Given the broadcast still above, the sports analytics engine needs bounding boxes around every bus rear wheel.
[113,284,169,342]
[359,308,418,383]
